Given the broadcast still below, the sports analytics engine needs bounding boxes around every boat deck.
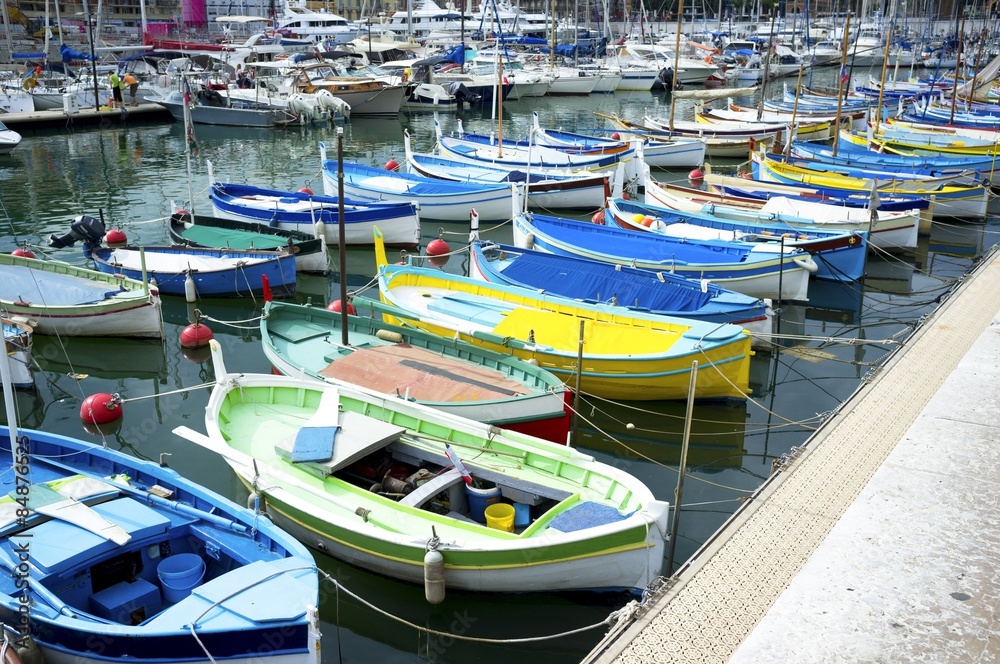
[585,246,1000,663]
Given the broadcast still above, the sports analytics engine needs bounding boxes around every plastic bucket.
[157,553,206,603]
[513,502,531,528]
[465,484,501,523]
[484,503,515,532]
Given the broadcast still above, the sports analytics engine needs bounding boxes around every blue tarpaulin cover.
[60,43,97,62]
[548,502,633,533]
[492,249,711,312]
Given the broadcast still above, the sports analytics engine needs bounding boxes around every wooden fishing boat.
[604,196,868,282]
[702,170,933,213]
[0,253,163,338]
[320,147,520,223]
[799,132,999,183]
[645,177,921,252]
[467,239,772,340]
[512,211,815,301]
[208,164,421,249]
[261,300,572,444]
[0,345,320,664]
[596,111,776,158]
[752,150,990,218]
[527,113,707,169]
[374,228,752,400]
[435,120,642,181]
[404,130,610,210]
[174,340,671,593]
[167,211,330,273]
[90,245,297,299]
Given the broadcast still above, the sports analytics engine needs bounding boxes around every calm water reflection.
[2,79,999,663]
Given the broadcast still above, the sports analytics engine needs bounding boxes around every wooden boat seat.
[274,390,406,474]
[426,293,511,326]
[398,468,464,508]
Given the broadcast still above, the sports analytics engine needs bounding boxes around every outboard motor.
[448,82,481,107]
[48,214,106,249]
[655,67,676,91]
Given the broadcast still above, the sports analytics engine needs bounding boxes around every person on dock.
[123,73,139,107]
[109,71,124,109]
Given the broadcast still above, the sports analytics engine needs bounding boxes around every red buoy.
[621,191,630,200]
[327,299,357,314]
[426,238,450,267]
[688,168,705,183]
[641,216,656,227]
[591,210,605,225]
[80,393,123,425]
[105,228,128,247]
[11,247,35,259]
[611,132,621,140]
[180,322,214,349]
[298,187,314,196]
[385,159,400,172]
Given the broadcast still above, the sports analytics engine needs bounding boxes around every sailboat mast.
[949,14,965,125]
[668,0,683,132]
[872,0,897,134]
[832,11,851,156]
[756,11,777,122]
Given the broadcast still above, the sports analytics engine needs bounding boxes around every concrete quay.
[585,246,1000,663]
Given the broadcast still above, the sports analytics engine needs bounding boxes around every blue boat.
[0,398,319,664]
[793,137,998,183]
[320,147,519,223]
[512,212,817,301]
[605,196,868,282]
[90,245,297,298]
[468,239,772,332]
[208,167,422,248]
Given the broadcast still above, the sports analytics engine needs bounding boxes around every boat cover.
[0,264,125,306]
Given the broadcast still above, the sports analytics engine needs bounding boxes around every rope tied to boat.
[198,312,266,330]
[318,569,620,644]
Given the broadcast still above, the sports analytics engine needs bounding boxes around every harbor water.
[2,69,998,663]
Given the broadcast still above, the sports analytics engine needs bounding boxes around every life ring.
[22,78,36,90]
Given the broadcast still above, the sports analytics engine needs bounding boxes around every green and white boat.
[175,341,670,594]
[0,253,163,338]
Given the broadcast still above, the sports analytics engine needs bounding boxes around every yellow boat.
[752,150,989,218]
[370,229,752,401]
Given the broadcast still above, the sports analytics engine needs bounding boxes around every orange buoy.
[641,216,656,227]
[105,228,128,247]
[327,300,357,314]
[80,393,123,425]
[180,322,214,349]
[385,159,400,171]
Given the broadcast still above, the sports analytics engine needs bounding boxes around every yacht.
[385,0,472,39]
[809,39,842,66]
[0,119,21,154]
[277,0,358,45]
[848,24,885,67]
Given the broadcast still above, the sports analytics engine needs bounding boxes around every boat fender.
[375,329,404,343]
[424,546,445,604]
[184,272,197,303]
[523,233,534,250]
[792,254,819,273]
[247,491,267,514]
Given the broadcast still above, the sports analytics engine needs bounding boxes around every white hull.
[210,206,421,247]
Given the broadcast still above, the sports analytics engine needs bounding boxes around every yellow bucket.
[484,503,515,532]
